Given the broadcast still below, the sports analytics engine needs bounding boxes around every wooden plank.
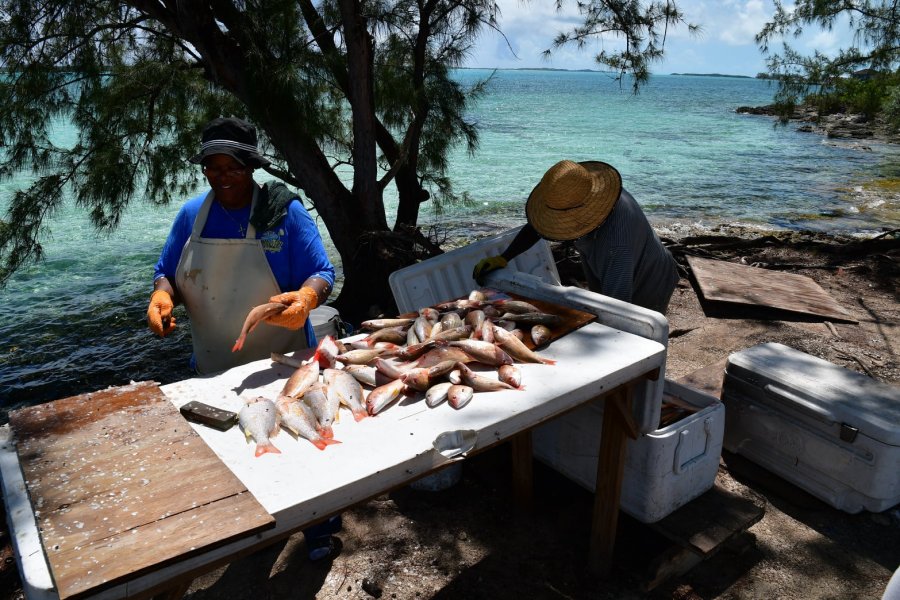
[588,383,636,576]
[649,485,765,556]
[675,358,729,400]
[687,256,857,323]
[8,382,274,600]
[509,431,533,514]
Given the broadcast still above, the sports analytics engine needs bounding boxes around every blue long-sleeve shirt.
[154,187,335,347]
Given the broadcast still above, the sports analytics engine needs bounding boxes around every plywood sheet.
[8,381,274,600]
[687,256,856,323]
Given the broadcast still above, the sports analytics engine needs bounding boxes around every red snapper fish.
[276,395,341,450]
[238,396,282,457]
[232,302,287,352]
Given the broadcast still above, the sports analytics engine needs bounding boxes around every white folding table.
[1,321,665,599]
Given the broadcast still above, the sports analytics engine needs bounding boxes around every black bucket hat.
[188,117,271,168]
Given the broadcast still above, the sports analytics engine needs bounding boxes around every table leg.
[588,383,636,577]
[510,430,534,514]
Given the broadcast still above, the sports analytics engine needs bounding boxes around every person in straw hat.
[472,159,679,313]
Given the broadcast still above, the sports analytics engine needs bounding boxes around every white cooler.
[533,379,724,523]
[721,342,900,513]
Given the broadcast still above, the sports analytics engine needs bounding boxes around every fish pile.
[237,289,563,457]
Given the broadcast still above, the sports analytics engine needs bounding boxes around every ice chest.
[721,342,900,513]
[532,379,724,523]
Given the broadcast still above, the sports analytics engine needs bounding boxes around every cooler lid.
[725,342,900,446]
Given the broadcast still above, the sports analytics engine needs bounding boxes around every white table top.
[1,322,664,599]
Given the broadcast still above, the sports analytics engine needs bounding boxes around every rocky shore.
[735,103,900,145]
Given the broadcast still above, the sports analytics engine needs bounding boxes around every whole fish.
[238,396,282,457]
[276,395,340,450]
[324,368,368,422]
[491,299,541,314]
[360,317,415,331]
[425,382,453,407]
[400,367,433,392]
[449,339,513,367]
[419,307,440,322]
[344,359,388,387]
[498,364,524,389]
[455,361,518,392]
[491,325,556,365]
[313,335,341,369]
[498,312,563,326]
[334,348,386,365]
[413,345,474,369]
[232,303,287,352]
[464,309,485,333]
[302,382,340,438]
[392,339,437,361]
[271,351,308,369]
[440,312,463,329]
[448,385,474,409]
[430,325,472,342]
[356,327,408,346]
[372,356,416,379]
[281,360,320,398]
[413,315,433,342]
[531,324,552,346]
[366,378,407,415]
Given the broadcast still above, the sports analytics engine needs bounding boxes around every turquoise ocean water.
[2,70,899,418]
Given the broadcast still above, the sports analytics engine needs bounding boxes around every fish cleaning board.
[6,381,274,600]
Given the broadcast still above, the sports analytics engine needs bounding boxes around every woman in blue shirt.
[147,117,335,374]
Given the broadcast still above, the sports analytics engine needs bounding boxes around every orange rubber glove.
[265,286,319,330]
[147,290,176,337]
[472,255,508,285]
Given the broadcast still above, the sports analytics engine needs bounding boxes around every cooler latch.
[839,423,858,443]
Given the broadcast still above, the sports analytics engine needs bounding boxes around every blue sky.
[465,0,853,77]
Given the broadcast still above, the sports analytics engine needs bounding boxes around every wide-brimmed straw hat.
[188,117,271,168]
[525,160,622,241]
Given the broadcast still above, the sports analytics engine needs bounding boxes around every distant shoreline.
[457,67,758,78]
[670,72,755,79]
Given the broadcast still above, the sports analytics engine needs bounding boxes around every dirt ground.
[2,227,899,600]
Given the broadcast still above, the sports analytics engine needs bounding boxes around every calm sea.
[2,70,899,419]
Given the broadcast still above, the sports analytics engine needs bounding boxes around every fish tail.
[255,441,281,457]
[232,336,246,352]
[311,437,342,450]
[540,358,557,365]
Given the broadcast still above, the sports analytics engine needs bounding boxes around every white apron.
[175,188,307,374]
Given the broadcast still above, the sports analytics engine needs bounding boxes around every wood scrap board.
[8,381,274,600]
[687,256,857,323]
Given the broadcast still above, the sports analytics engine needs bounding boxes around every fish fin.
[319,426,334,439]
[540,358,556,365]
[255,441,281,457]
[311,437,342,451]
[352,408,368,422]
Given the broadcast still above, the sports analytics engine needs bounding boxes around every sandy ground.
[1,228,898,600]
